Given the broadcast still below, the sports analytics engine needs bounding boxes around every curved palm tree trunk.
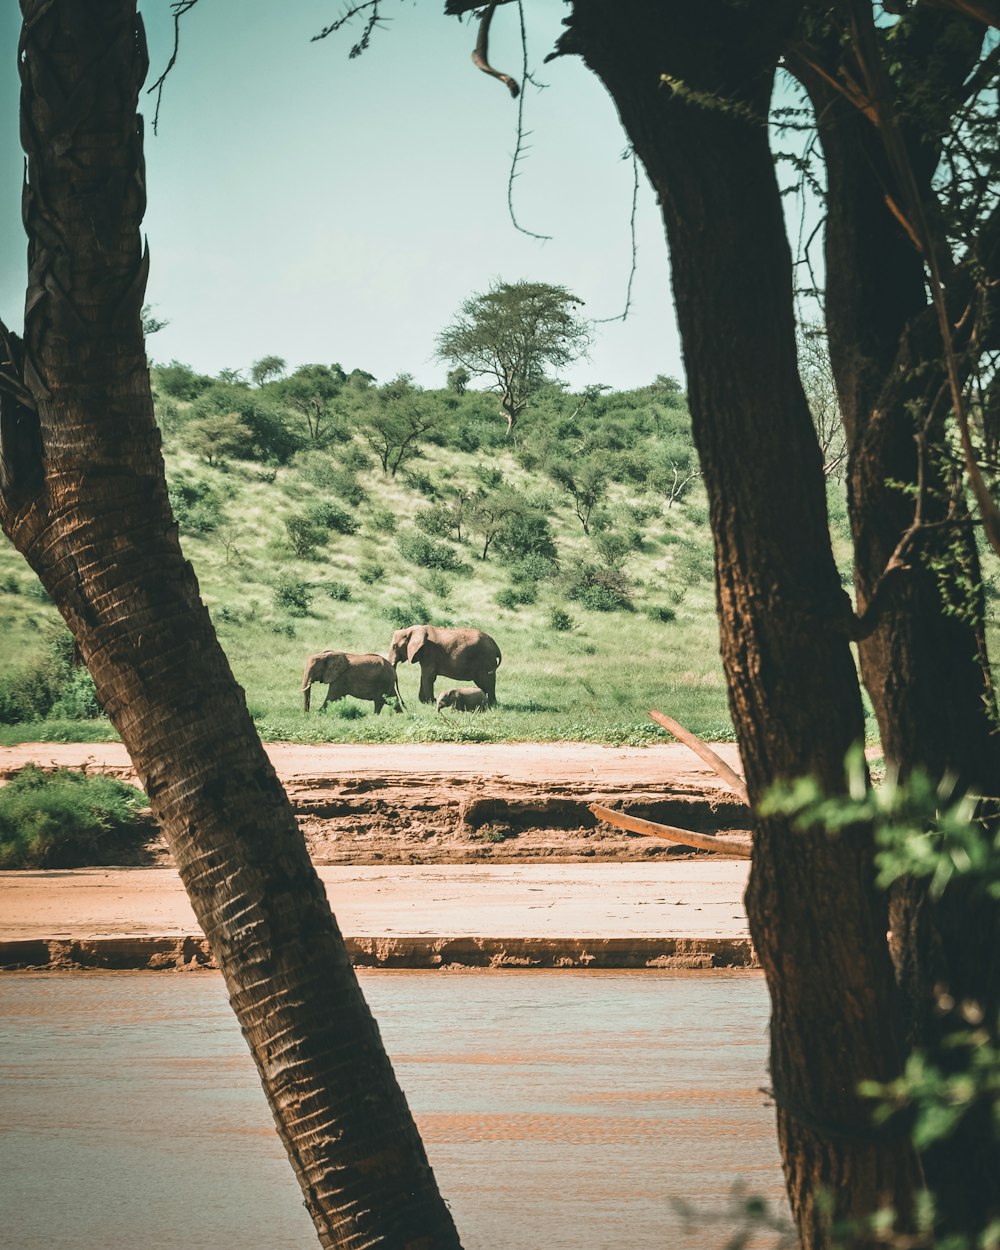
[0,4,461,1247]
[563,3,922,1244]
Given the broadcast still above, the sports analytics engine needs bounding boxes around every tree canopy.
[436,279,591,433]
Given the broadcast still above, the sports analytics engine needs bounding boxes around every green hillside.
[0,362,868,745]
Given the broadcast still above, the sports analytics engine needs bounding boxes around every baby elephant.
[436,687,490,714]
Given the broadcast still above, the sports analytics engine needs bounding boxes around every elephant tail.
[393,670,406,711]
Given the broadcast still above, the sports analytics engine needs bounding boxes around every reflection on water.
[0,970,784,1250]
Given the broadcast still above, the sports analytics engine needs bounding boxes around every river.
[0,970,785,1249]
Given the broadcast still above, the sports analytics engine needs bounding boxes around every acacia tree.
[0,5,460,1248]
[358,374,437,475]
[436,279,590,433]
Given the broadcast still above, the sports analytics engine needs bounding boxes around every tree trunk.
[797,26,1000,1230]
[0,5,461,1247]
[565,3,921,1243]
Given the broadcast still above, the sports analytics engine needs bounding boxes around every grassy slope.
[5,391,987,746]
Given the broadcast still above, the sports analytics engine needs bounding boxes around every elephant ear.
[406,626,429,664]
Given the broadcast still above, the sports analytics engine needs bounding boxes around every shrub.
[424,571,452,600]
[493,510,558,565]
[0,631,102,726]
[383,596,432,629]
[592,530,637,571]
[153,360,212,401]
[507,553,559,585]
[414,503,457,539]
[646,604,677,624]
[272,576,311,616]
[675,540,715,583]
[25,578,51,603]
[397,531,469,573]
[359,561,386,585]
[403,470,438,498]
[308,501,359,536]
[343,444,374,472]
[475,464,505,490]
[549,607,573,631]
[284,514,325,558]
[0,572,21,595]
[368,508,397,534]
[565,562,633,612]
[296,454,367,505]
[497,583,537,610]
[326,581,352,602]
[168,475,225,535]
[0,765,149,869]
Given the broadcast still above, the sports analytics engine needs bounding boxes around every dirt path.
[0,741,750,865]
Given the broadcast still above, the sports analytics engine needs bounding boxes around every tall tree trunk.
[794,17,1000,1229]
[0,5,461,1247]
[562,4,921,1244]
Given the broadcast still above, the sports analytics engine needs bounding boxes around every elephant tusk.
[648,710,749,805]
[590,804,752,858]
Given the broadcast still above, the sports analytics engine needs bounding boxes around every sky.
[0,1,686,393]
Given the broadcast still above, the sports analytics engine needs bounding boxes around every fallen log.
[649,710,750,805]
[590,803,753,858]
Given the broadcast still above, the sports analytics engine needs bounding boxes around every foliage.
[153,360,212,401]
[565,562,634,612]
[185,411,254,465]
[436,280,591,432]
[0,765,149,868]
[382,595,432,630]
[276,363,350,447]
[397,531,469,573]
[0,631,102,726]
[272,576,311,617]
[251,354,286,388]
[546,458,609,534]
[549,607,574,632]
[168,474,225,535]
[358,375,437,475]
[326,581,352,602]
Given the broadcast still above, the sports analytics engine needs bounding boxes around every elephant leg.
[418,666,436,705]
[474,671,497,708]
[373,695,384,715]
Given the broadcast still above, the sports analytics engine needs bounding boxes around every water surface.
[0,970,784,1249]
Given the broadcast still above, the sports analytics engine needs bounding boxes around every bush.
[507,553,559,585]
[383,596,432,629]
[414,503,457,539]
[565,562,633,612]
[0,631,102,726]
[168,474,225,535]
[397,531,469,573]
[368,508,397,534]
[295,454,367,505]
[0,765,149,869]
[550,607,573,632]
[0,572,21,595]
[326,581,352,602]
[308,501,359,536]
[497,583,537,610]
[272,576,311,616]
[592,530,637,571]
[343,444,374,472]
[475,464,505,490]
[284,514,325,558]
[153,360,212,401]
[424,571,452,600]
[493,510,558,565]
[359,561,386,585]
[646,604,677,624]
[403,470,438,498]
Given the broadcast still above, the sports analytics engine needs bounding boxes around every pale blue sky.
[0,2,685,392]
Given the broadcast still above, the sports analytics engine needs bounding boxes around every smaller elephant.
[436,687,490,714]
[302,651,404,714]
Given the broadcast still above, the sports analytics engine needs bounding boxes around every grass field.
[2,372,981,748]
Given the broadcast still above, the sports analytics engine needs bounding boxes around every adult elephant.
[302,651,404,714]
[388,626,501,706]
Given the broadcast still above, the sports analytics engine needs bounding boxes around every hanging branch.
[146,0,201,134]
[593,151,640,324]
[849,0,1000,560]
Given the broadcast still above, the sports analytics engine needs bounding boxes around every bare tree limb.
[648,711,750,804]
[590,803,753,858]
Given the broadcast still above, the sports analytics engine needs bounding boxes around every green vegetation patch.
[0,765,150,868]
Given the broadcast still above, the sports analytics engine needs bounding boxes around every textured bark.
[564,4,921,1245]
[0,4,461,1247]
[794,16,1000,1229]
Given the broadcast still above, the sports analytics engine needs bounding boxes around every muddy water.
[0,971,785,1249]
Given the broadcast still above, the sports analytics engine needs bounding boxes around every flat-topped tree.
[436,279,591,434]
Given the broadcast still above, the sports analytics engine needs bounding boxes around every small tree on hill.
[278,363,347,446]
[436,279,590,434]
[250,354,286,388]
[546,457,609,535]
[358,375,436,476]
